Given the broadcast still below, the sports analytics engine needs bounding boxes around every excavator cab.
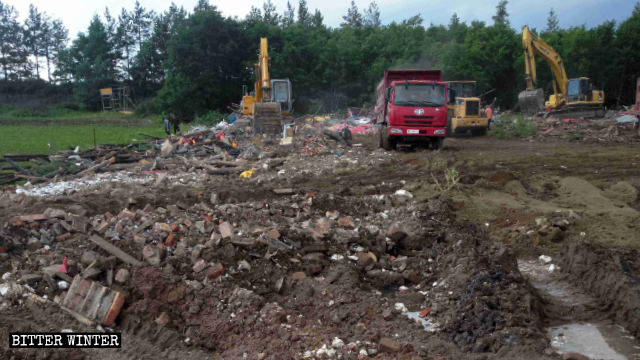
[271,79,292,114]
[567,78,593,103]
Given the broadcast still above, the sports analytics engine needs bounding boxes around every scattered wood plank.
[1,154,49,162]
[89,235,143,267]
[6,158,31,175]
[206,166,244,175]
[77,157,115,176]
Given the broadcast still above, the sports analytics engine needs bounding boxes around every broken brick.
[379,337,401,353]
[154,222,172,233]
[192,259,207,273]
[290,271,307,280]
[219,221,233,238]
[165,233,177,247]
[115,269,130,284]
[337,216,355,228]
[55,233,71,242]
[155,312,170,326]
[142,245,162,266]
[95,221,109,234]
[265,228,281,239]
[205,263,224,280]
[419,308,431,318]
[118,209,136,220]
[18,214,47,222]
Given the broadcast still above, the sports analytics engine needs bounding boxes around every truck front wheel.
[431,137,444,150]
[379,125,393,150]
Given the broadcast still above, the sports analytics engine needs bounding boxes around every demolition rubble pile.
[0,122,553,358]
[532,110,640,143]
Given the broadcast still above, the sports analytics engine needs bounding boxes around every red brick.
[290,271,306,280]
[205,263,224,280]
[19,214,47,222]
[118,209,136,220]
[155,312,170,326]
[265,228,281,239]
[164,233,177,247]
[419,308,431,318]
[56,233,71,242]
[337,216,355,228]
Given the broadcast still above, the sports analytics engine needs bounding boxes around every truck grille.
[404,115,434,119]
[465,100,480,116]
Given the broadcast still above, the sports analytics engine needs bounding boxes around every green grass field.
[0,124,168,155]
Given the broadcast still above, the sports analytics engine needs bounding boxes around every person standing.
[162,113,171,136]
[170,114,181,134]
[485,105,493,129]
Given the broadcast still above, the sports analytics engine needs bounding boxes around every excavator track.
[543,104,606,119]
[252,102,282,134]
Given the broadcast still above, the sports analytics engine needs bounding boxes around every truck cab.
[376,70,453,150]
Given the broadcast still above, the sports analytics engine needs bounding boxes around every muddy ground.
[1,130,639,359]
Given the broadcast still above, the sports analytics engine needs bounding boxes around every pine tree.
[546,8,559,32]
[492,0,509,25]
[24,4,45,78]
[0,2,25,80]
[263,0,279,25]
[341,1,363,28]
[449,13,460,28]
[281,1,295,27]
[364,1,381,28]
[297,0,311,26]
[311,9,323,27]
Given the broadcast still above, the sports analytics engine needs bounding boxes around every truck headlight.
[434,129,445,135]
[390,128,402,134]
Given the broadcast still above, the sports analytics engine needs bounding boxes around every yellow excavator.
[240,37,293,133]
[519,26,604,118]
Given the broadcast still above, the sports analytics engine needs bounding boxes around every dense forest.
[1,0,639,117]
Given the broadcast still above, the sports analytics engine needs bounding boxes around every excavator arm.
[522,26,568,103]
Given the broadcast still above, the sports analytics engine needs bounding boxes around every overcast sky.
[4,0,636,39]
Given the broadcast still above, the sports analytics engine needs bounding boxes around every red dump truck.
[375,70,454,150]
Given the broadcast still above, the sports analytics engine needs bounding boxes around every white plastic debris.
[331,337,345,349]
[394,303,408,312]
[548,264,558,273]
[57,281,69,290]
[330,254,344,261]
[394,189,413,198]
[539,255,552,264]
[0,285,9,296]
[1,273,11,281]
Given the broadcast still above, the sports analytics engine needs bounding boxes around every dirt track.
[1,133,639,359]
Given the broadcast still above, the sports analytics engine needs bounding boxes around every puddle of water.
[548,322,640,360]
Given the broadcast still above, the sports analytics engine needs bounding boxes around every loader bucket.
[518,88,544,115]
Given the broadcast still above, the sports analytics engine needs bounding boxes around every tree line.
[1,0,639,116]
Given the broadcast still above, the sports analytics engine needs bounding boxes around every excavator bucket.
[518,88,545,115]
[252,102,282,134]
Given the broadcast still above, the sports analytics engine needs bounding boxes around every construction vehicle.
[240,37,293,134]
[375,70,455,150]
[446,81,489,136]
[519,26,604,118]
